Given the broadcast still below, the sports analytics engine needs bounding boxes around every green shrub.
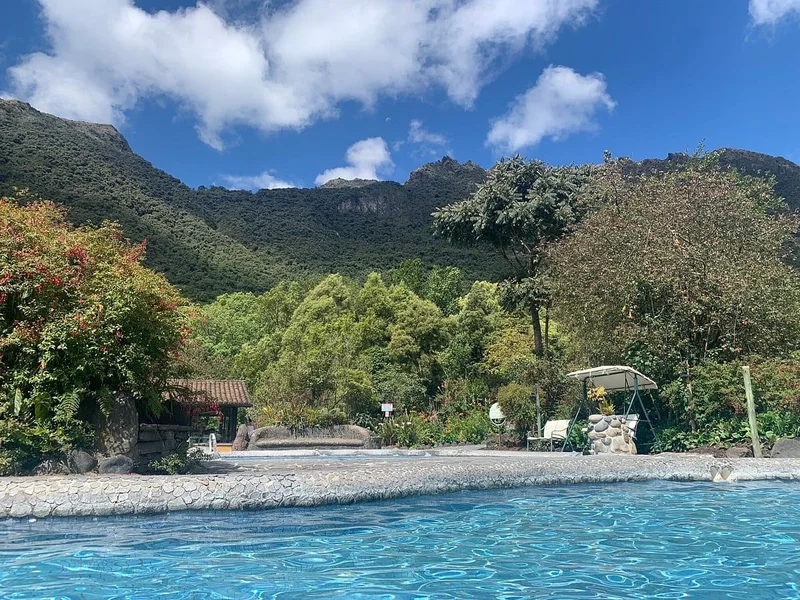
[496,383,535,438]
[377,412,442,447]
[0,414,92,474]
[441,410,491,444]
[436,378,490,421]
[660,356,800,435]
[351,412,378,430]
[259,403,348,432]
[306,407,348,428]
[148,446,206,475]
[657,410,800,452]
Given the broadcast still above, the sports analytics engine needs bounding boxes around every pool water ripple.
[2,481,800,599]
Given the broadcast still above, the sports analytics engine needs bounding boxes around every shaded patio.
[166,379,253,443]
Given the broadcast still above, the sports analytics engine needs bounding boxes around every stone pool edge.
[3,454,800,519]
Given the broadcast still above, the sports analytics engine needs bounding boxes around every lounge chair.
[527,419,572,451]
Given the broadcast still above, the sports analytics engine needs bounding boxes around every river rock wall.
[2,454,795,519]
[587,414,636,455]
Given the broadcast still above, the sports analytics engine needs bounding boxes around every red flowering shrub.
[0,194,187,472]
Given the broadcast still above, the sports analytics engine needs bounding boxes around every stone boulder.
[98,455,134,474]
[68,449,97,474]
[32,459,70,475]
[231,424,249,451]
[770,438,800,458]
[95,393,139,458]
[248,425,375,450]
[725,445,753,459]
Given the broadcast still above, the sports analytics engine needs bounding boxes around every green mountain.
[3,98,800,302]
[0,99,501,301]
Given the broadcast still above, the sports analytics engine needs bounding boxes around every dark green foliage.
[0,100,505,302]
[656,355,800,450]
[433,156,598,357]
[375,410,491,447]
[147,445,206,475]
[551,161,800,381]
[0,417,92,475]
[496,383,535,437]
[186,268,538,446]
[259,404,348,432]
[633,148,800,213]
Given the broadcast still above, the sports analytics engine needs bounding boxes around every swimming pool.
[2,480,798,599]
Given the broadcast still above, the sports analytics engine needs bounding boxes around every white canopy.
[566,365,658,392]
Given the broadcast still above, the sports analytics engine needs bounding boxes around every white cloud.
[315,137,394,185]
[486,65,615,153]
[749,0,800,24]
[408,120,448,146]
[222,171,295,191]
[402,119,452,157]
[4,0,598,149]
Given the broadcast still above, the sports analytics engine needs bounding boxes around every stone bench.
[247,425,375,450]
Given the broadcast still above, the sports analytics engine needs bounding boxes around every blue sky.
[1,0,800,189]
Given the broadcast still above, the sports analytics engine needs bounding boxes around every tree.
[496,383,535,440]
[190,280,311,381]
[387,285,448,384]
[424,265,464,315]
[433,156,595,357]
[386,259,465,315]
[550,161,800,379]
[266,274,360,406]
[0,196,186,469]
[192,292,264,357]
[439,281,502,380]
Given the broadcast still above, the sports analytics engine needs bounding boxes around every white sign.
[381,403,394,413]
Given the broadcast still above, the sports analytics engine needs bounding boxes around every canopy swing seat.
[562,365,663,453]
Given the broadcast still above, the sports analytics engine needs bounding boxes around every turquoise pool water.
[2,481,799,599]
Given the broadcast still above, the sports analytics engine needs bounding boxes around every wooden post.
[535,388,542,437]
[742,366,762,458]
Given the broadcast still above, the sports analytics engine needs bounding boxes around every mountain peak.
[319,177,378,189]
[404,156,486,194]
[0,98,131,154]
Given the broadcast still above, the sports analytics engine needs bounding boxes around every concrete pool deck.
[3,452,800,519]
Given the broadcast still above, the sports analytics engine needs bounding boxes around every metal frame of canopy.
[562,365,662,453]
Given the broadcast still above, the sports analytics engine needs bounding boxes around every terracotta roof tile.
[166,379,252,408]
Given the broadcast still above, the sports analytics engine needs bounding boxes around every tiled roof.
[166,379,252,408]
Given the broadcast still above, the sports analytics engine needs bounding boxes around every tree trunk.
[543,305,551,357]
[532,306,544,359]
[684,360,696,434]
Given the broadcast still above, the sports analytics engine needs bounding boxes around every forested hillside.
[3,98,800,301]
[0,99,501,301]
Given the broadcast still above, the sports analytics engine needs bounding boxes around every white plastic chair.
[527,419,572,451]
[624,414,639,439]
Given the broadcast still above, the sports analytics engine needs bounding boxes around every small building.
[166,379,253,443]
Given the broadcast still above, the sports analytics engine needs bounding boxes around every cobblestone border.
[3,454,800,519]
